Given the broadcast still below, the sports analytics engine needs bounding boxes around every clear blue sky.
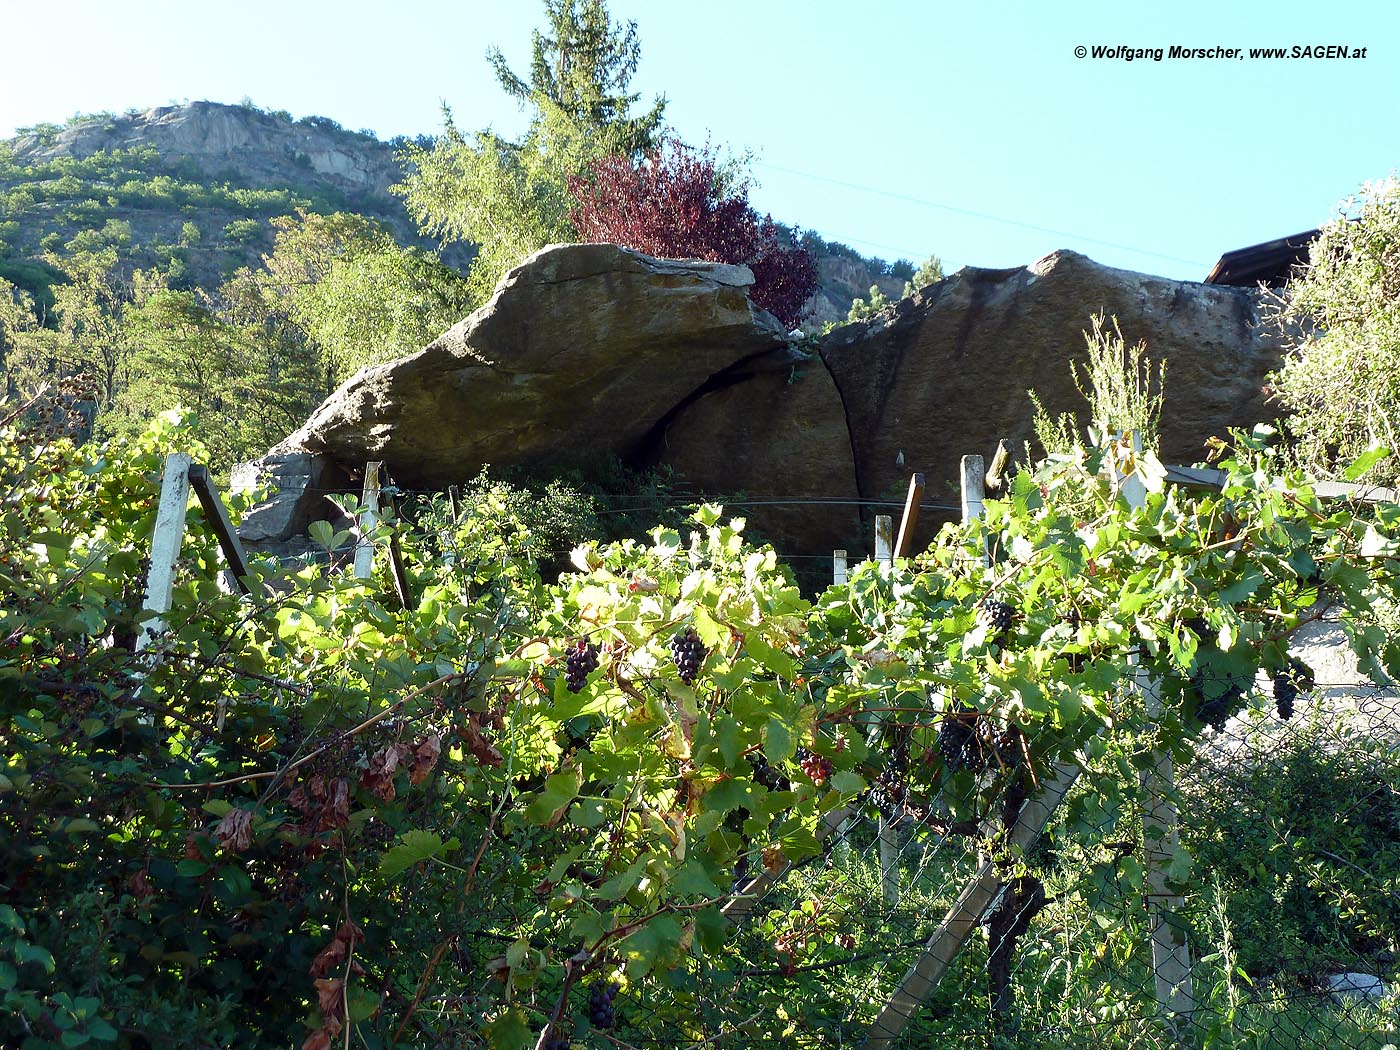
[2,0,1396,281]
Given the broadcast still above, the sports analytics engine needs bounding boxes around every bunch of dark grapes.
[543,1037,571,1050]
[977,721,1024,770]
[866,765,908,818]
[1272,658,1315,721]
[282,712,305,755]
[588,982,619,1029]
[795,746,834,785]
[866,742,910,817]
[362,818,395,846]
[976,599,1016,643]
[939,704,984,772]
[747,752,790,792]
[669,627,707,684]
[564,638,599,693]
[1189,672,1243,732]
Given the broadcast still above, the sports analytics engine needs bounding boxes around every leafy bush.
[567,139,818,327]
[1270,176,1400,485]
[222,218,265,245]
[6,380,1400,1047]
[1184,722,1400,983]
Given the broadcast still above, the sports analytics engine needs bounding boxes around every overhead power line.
[755,160,1213,270]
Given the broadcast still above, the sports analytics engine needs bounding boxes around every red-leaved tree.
[567,139,818,328]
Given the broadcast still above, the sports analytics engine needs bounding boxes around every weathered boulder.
[239,243,789,541]
[647,345,860,558]
[230,452,351,544]
[820,250,1284,515]
[239,244,1292,567]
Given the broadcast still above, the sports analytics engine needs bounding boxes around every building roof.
[1204,229,1318,288]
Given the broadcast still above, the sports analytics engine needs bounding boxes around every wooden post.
[960,455,986,554]
[385,494,414,611]
[862,452,1042,1046]
[442,485,461,569]
[722,803,856,922]
[187,464,257,596]
[864,762,1081,1048]
[353,462,382,581]
[984,440,1012,491]
[870,512,900,906]
[894,473,925,558]
[834,543,853,857]
[136,453,193,655]
[1114,432,1194,1036]
[874,515,893,569]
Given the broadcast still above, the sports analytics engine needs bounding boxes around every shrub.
[567,138,817,328]
[1183,721,1400,984]
[1269,176,1400,484]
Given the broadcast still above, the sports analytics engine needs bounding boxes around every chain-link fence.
[584,679,1400,1049]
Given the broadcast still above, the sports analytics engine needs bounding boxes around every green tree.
[241,210,473,397]
[44,249,158,410]
[0,277,38,399]
[902,252,944,296]
[1270,177,1400,484]
[846,254,944,323]
[486,0,665,155]
[396,0,666,305]
[117,288,313,468]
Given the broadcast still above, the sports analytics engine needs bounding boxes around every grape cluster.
[669,627,707,683]
[1189,672,1243,732]
[1272,658,1315,721]
[747,752,790,792]
[362,818,395,846]
[866,764,908,818]
[939,704,983,772]
[865,737,910,816]
[543,1037,570,1050]
[588,982,619,1029]
[307,732,356,777]
[972,722,1020,771]
[283,712,305,754]
[977,598,1016,641]
[795,747,834,785]
[563,638,599,693]
[938,706,1025,774]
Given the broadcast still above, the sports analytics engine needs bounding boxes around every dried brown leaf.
[214,808,254,853]
[461,716,504,767]
[315,977,344,1017]
[408,733,442,785]
[360,743,405,801]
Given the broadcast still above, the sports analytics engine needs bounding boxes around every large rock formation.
[238,243,845,544]
[238,243,1287,564]
[819,250,1282,532]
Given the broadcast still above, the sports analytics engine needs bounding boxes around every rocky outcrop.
[11,101,400,202]
[800,253,905,332]
[647,345,860,556]
[238,243,805,539]
[231,452,352,544]
[238,244,1289,563]
[821,250,1283,519]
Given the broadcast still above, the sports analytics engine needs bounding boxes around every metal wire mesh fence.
[582,679,1400,1049]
